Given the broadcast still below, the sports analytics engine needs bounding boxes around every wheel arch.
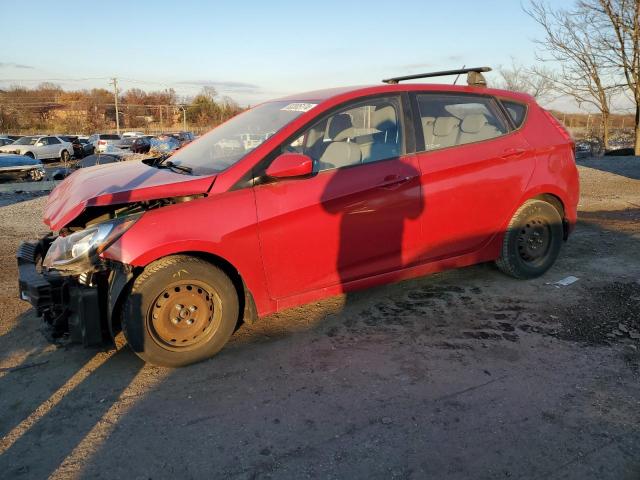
[517,186,572,241]
[107,250,259,343]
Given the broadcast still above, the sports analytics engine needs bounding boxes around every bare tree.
[526,1,620,148]
[583,0,640,154]
[496,58,556,103]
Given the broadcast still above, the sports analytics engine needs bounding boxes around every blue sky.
[2,0,568,106]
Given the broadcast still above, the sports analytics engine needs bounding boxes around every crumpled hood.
[44,160,215,231]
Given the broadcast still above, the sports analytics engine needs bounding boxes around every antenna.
[453,65,466,85]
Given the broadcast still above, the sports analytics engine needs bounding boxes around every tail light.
[98,140,106,145]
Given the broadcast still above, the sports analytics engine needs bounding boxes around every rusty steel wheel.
[123,255,239,367]
[148,280,222,351]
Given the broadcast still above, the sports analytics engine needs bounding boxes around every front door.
[253,95,424,300]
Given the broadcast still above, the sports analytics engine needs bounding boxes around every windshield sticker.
[280,103,317,112]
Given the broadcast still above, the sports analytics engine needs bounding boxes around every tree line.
[0,83,243,134]
[497,0,639,154]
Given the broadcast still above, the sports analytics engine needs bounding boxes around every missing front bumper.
[16,239,108,346]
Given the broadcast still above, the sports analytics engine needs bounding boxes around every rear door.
[412,92,535,261]
[253,94,424,299]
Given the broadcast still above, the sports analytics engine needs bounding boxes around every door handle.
[500,148,526,159]
[377,174,413,189]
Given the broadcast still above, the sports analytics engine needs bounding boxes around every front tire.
[122,255,239,367]
[496,199,563,279]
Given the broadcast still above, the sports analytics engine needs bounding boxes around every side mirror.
[266,153,313,179]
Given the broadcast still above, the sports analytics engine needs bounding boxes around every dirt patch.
[559,281,640,345]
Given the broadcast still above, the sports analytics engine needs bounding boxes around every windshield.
[167,101,316,175]
[14,136,38,145]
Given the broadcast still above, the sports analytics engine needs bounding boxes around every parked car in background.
[88,133,123,153]
[149,134,181,153]
[0,137,15,147]
[119,137,135,150]
[75,153,125,169]
[16,67,579,367]
[0,154,45,181]
[5,135,23,142]
[58,135,86,159]
[131,135,152,154]
[167,131,195,147]
[122,131,144,138]
[78,137,95,157]
[0,135,72,162]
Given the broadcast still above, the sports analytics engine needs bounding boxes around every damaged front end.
[16,195,203,345]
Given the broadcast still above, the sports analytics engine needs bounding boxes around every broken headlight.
[43,215,139,272]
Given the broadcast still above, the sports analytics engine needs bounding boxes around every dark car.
[0,153,45,182]
[119,137,135,150]
[131,136,152,154]
[166,131,195,147]
[149,134,180,153]
[58,135,86,159]
[75,153,125,169]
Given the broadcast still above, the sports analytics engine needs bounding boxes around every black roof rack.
[382,66,492,85]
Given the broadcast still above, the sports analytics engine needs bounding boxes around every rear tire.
[122,255,239,367]
[60,150,70,162]
[496,199,563,279]
[24,152,35,159]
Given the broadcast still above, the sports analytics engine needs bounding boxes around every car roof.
[274,83,534,104]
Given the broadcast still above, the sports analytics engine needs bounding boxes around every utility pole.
[109,77,120,135]
[179,105,187,131]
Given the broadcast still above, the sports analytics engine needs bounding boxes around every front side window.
[416,94,507,152]
[283,96,403,172]
[168,101,316,175]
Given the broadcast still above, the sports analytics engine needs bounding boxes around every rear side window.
[47,136,61,145]
[415,94,508,152]
[501,100,527,128]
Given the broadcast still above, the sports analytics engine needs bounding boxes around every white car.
[87,133,124,153]
[122,131,144,138]
[0,135,73,162]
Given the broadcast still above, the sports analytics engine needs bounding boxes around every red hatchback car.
[18,68,579,366]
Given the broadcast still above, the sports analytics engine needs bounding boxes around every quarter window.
[284,96,404,172]
[415,94,508,152]
[501,100,527,128]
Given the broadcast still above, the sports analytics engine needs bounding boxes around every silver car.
[0,135,73,162]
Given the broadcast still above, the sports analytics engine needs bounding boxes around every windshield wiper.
[163,160,193,174]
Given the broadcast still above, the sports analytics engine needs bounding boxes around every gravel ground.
[0,157,639,479]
